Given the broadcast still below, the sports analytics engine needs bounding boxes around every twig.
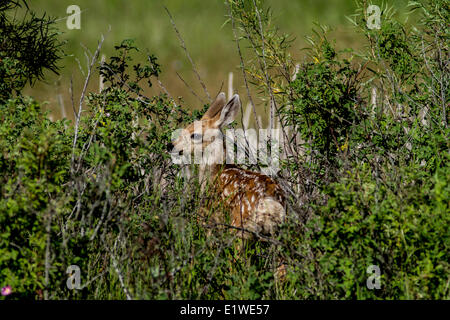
[44,207,53,300]
[99,54,105,92]
[164,5,211,103]
[227,1,261,130]
[111,238,133,300]
[70,75,76,119]
[252,0,276,140]
[176,71,206,105]
[71,35,105,172]
[157,77,177,107]
[145,53,178,108]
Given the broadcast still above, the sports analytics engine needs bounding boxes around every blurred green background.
[23,0,410,120]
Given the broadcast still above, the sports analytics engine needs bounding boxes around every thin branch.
[71,35,105,172]
[156,77,177,107]
[145,53,178,108]
[44,206,53,300]
[164,5,211,103]
[111,238,133,300]
[176,71,206,105]
[252,0,276,138]
[69,75,76,119]
[227,1,261,130]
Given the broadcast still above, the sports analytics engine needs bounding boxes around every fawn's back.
[213,164,285,238]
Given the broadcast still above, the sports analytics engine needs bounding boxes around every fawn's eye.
[191,133,202,141]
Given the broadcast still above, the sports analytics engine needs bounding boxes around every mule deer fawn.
[169,92,286,240]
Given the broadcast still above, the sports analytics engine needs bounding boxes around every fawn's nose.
[167,143,183,155]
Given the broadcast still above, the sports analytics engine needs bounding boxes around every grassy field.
[24,0,410,121]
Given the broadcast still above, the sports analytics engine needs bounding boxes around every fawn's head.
[169,92,240,165]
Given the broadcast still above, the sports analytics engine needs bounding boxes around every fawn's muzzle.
[167,142,184,156]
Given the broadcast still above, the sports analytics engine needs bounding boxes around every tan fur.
[170,93,286,239]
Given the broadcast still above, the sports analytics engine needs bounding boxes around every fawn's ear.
[202,92,226,120]
[215,94,240,128]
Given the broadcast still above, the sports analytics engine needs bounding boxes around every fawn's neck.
[198,131,227,188]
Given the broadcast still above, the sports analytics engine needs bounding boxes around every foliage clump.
[0,0,63,101]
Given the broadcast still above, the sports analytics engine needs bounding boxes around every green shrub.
[299,163,449,299]
[285,30,360,164]
[0,0,63,101]
[0,97,70,298]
